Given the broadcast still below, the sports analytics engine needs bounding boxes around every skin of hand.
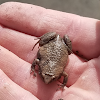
[0,2,100,100]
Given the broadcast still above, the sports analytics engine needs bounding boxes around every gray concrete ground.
[0,0,100,19]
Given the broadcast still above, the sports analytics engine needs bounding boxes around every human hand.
[0,2,100,100]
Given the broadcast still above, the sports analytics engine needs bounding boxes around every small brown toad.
[31,32,72,89]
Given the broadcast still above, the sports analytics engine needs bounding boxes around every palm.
[0,2,100,100]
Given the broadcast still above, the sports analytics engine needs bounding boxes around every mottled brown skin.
[31,32,72,89]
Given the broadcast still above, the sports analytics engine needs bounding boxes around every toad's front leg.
[31,59,39,76]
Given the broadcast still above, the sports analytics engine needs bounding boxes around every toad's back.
[37,35,68,76]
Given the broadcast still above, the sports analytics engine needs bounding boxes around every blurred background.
[0,0,100,19]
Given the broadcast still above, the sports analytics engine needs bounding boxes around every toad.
[31,32,72,89]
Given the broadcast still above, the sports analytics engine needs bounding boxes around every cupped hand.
[0,2,100,100]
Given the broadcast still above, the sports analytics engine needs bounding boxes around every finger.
[0,25,37,63]
[0,45,37,93]
[0,2,98,37]
[0,2,100,59]
[0,69,38,100]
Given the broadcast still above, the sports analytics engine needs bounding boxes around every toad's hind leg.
[31,59,39,76]
[62,71,68,86]
[57,71,68,90]
[63,35,72,54]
